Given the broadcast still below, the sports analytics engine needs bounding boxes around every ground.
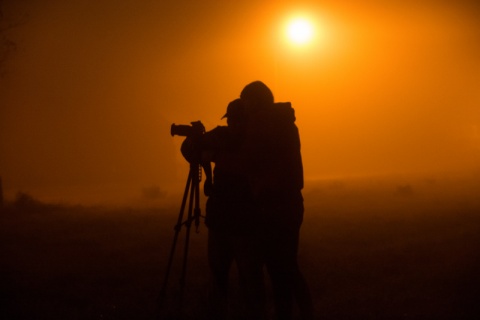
[1,175,480,319]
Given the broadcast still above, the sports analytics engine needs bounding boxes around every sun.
[286,17,314,45]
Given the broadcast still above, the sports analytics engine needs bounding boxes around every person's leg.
[294,268,314,320]
[234,232,266,320]
[265,226,298,320]
[207,229,234,320]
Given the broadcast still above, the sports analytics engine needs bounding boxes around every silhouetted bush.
[13,191,43,209]
[395,184,414,197]
[142,186,167,200]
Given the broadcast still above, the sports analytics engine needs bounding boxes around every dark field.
[2,176,480,319]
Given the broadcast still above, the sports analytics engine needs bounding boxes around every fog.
[1,0,479,205]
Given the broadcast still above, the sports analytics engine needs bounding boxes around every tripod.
[159,162,203,312]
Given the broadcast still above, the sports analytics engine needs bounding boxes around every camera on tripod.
[161,121,206,309]
[171,121,205,164]
[171,121,205,138]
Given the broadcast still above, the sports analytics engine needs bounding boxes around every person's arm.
[202,160,213,196]
[200,127,223,196]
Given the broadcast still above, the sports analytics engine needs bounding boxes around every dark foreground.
[1,177,480,319]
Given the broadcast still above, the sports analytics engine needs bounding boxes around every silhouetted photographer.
[166,83,313,319]
[200,99,264,319]
[240,81,313,320]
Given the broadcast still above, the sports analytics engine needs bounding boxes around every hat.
[221,99,245,119]
[240,81,274,106]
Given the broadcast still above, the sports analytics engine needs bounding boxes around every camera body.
[171,121,205,137]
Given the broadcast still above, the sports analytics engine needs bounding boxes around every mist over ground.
[2,171,479,319]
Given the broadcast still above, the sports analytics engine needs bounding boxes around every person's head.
[222,99,247,131]
[240,81,274,112]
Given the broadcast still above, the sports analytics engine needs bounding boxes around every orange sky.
[1,0,479,205]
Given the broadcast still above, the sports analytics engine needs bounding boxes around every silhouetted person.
[240,81,313,320]
[201,99,265,320]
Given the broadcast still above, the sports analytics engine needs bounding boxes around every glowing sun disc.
[286,18,314,45]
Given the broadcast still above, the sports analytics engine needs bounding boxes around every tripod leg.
[158,164,203,319]
[194,165,202,231]
[158,172,192,306]
[178,166,198,309]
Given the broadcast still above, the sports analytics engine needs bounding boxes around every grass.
[1,176,480,319]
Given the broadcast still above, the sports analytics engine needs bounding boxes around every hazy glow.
[286,17,314,45]
[1,0,479,205]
